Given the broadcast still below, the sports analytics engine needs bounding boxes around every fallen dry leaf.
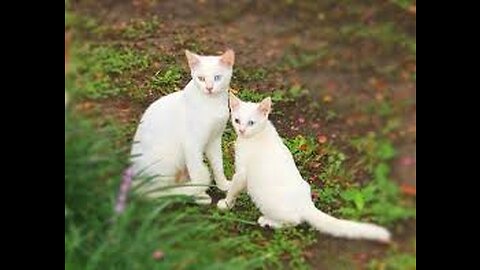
[325,80,338,92]
[368,77,388,92]
[353,252,368,261]
[408,5,416,14]
[152,250,165,260]
[75,102,95,111]
[326,58,337,67]
[323,95,333,103]
[400,184,416,196]
[401,70,410,81]
[317,135,327,144]
[400,156,415,166]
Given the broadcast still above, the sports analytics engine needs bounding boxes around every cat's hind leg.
[174,167,190,184]
[169,165,212,204]
[257,208,303,229]
[193,192,212,205]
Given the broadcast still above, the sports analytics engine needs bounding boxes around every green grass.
[65,11,99,32]
[233,85,307,106]
[336,162,415,225]
[68,44,152,100]
[65,112,263,270]
[389,0,415,10]
[350,132,396,173]
[368,252,416,270]
[280,132,415,227]
[332,133,415,225]
[64,106,318,270]
[121,16,160,39]
[340,23,416,55]
[284,135,319,172]
[65,94,416,267]
[231,67,267,89]
[209,194,317,269]
[67,41,187,104]
[145,64,185,96]
[280,46,328,70]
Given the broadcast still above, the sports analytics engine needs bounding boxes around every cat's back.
[132,90,186,150]
[141,90,185,121]
[240,124,301,185]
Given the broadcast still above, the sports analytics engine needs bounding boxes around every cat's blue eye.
[198,76,205,82]
[235,118,240,124]
[248,120,255,126]
[214,75,222,81]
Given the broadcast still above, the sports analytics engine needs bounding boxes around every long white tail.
[303,206,391,243]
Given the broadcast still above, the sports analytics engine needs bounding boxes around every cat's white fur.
[130,49,235,204]
[218,94,391,242]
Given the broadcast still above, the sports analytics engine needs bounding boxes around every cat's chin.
[203,91,222,96]
[236,132,254,139]
[202,88,228,96]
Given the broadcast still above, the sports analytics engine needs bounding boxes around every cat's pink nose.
[239,128,245,134]
[206,87,213,92]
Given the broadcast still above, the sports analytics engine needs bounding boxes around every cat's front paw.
[216,180,232,192]
[194,193,212,205]
[217,199,230,210]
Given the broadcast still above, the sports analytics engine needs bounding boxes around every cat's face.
[229,94,272,138]
[185,49,235,95]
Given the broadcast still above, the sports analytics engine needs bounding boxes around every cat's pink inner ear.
[229,93,241,111]
[185,50,200,69]
[220,49,235,67]
[258,97,272,116]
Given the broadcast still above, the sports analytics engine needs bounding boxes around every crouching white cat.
[130,49,235,204]
[218,94,391,242]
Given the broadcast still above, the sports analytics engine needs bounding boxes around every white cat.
[217,94,391,242]
[130,49,234,204]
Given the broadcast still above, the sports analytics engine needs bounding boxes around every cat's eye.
[198,76,205,82]
[234,118,240,124]
[214,75,222,81]
[248,120,255,126]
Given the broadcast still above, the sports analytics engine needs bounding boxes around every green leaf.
[353,192,365,211]
[377,141,396,160]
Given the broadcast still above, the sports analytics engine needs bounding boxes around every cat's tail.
[302,205,391,243]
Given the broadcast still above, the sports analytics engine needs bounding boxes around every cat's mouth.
[236,131,251,138]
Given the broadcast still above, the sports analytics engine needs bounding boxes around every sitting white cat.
[130,49,234,204]
[218,94,391,242]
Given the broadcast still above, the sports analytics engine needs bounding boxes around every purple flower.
[114,166,133,214]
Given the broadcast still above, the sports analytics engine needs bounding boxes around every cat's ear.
[258,97,272,116]
[220,49,235,67]
[185,50,200,69]
[229,92,241,111]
